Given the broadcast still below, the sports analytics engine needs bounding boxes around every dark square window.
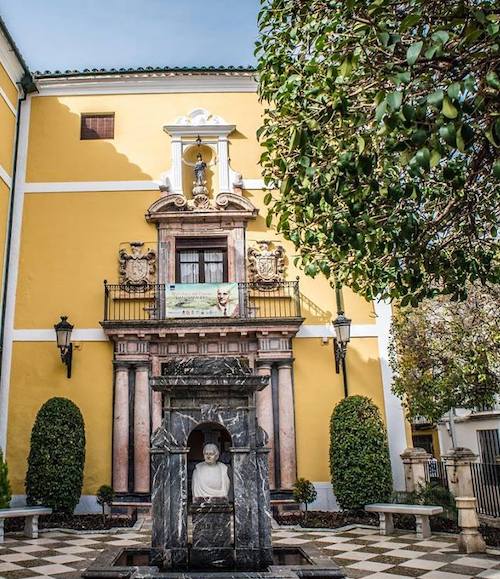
[80,113,115,140]
[175,238,228,284]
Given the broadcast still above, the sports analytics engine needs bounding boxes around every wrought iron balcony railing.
[103,281,301,322]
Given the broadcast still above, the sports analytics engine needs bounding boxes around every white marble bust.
[192,443,230,499]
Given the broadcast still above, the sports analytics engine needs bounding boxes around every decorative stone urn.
[149,357,273,570]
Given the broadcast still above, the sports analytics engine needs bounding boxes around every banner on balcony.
[165,283,239,318]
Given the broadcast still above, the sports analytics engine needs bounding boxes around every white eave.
[34,71,258,97]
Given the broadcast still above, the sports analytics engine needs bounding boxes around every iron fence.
[424,459,449,489]
[103,281,302,322]
[471,462,500,518]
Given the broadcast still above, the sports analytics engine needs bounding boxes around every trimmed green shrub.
[330,395,392,510]
[292,478,317,515]
[0,448,12,508]
[26,398,86,513]
[96,484,115,521]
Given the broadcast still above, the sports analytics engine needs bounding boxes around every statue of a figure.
[194,153,207,186]
[192,443,230,499]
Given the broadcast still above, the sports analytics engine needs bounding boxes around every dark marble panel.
[190,500,232,550]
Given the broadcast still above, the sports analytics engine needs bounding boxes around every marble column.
[256,362,275,489]
[113,363,129,493]
[134,364,151,493]
[278,362,297,489]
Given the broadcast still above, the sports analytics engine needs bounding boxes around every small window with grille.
[175,237,228,284]
[80,113,115,140]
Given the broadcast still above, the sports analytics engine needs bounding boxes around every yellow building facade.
[0,21,409,512]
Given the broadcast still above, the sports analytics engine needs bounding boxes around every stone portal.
[150,356,273,570]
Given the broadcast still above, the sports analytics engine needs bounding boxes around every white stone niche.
[159,108,243,196]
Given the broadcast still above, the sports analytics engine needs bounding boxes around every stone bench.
[365,503,443,539]
[0,507,52,542]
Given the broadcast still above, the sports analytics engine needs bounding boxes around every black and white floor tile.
[0,526,498,578]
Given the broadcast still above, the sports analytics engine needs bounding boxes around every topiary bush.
[0,448,12,508]
[26,397,86,513]
[330,395,392,510]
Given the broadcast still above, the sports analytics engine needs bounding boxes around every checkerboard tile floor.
[0,526,498,578]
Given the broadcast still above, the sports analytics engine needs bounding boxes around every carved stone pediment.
[119,242,156,287]
[248,241,286,288]
[146,192,257,222]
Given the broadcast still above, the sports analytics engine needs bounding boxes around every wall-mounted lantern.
[54,316,73,378]
[332,287,351,398]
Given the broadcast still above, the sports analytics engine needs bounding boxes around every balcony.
[103,281,302,323]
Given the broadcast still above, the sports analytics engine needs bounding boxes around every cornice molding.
[23,179,265,193]
[35,73,258,96]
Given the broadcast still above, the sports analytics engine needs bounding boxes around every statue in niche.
[194,153,207,186]
[119,242,156,287]
[192,443,230,499]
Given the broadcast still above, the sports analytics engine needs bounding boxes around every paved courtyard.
[0,525,498,578]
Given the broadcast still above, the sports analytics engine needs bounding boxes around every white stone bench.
[365,503,443,539]
[0,507,52,542]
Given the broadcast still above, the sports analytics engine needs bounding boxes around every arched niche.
[182,143,218,197]
[187,422,232,501]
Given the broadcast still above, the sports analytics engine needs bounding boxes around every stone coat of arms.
[119,242,156,287]
[247,241,286,287]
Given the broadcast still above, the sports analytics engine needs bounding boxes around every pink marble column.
[278,362,297,489]
[134,364,151,493]
[113,364,129,493]
[256,362,275,489]
[151,390,163,433]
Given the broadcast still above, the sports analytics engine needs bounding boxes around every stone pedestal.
[400,447,431,493]
[150,357,273,571]
[442,447,477,498]
[190,498,233,568]
[456,497,486,554]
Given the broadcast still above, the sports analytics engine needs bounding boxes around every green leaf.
[494,161,500,179]
[442,96,458,119]
[431,30,449,45]
[400,13,421,32]
[439,124,456,146]
[447,82,461,100]
[394,71,411,85]
[427,89,444,107]
[402,104,416,121]
[425,45,439,59]
[406,41,423,65]
[288,127,302,152]
[264,192,273,205]
[375,99,387,122]
[430,149,441,167]
[265,212,273,228]
[339,54,354,77]
[357,136,366,154]
[486,71,500,90]
[416,147,430,169]
[387,91,402,110]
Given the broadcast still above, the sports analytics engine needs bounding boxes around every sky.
[1,0,260,72]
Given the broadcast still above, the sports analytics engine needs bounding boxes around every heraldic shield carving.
[247,241,286,289]
[119,242,156,288]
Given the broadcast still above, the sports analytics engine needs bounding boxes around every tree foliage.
[26,398,86,514]
[390,284,500,423]
[0,449,11,509]
[292,477,317,513]
[330,396,392,510]
[256,0,499,304]
[96,484,115,521]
